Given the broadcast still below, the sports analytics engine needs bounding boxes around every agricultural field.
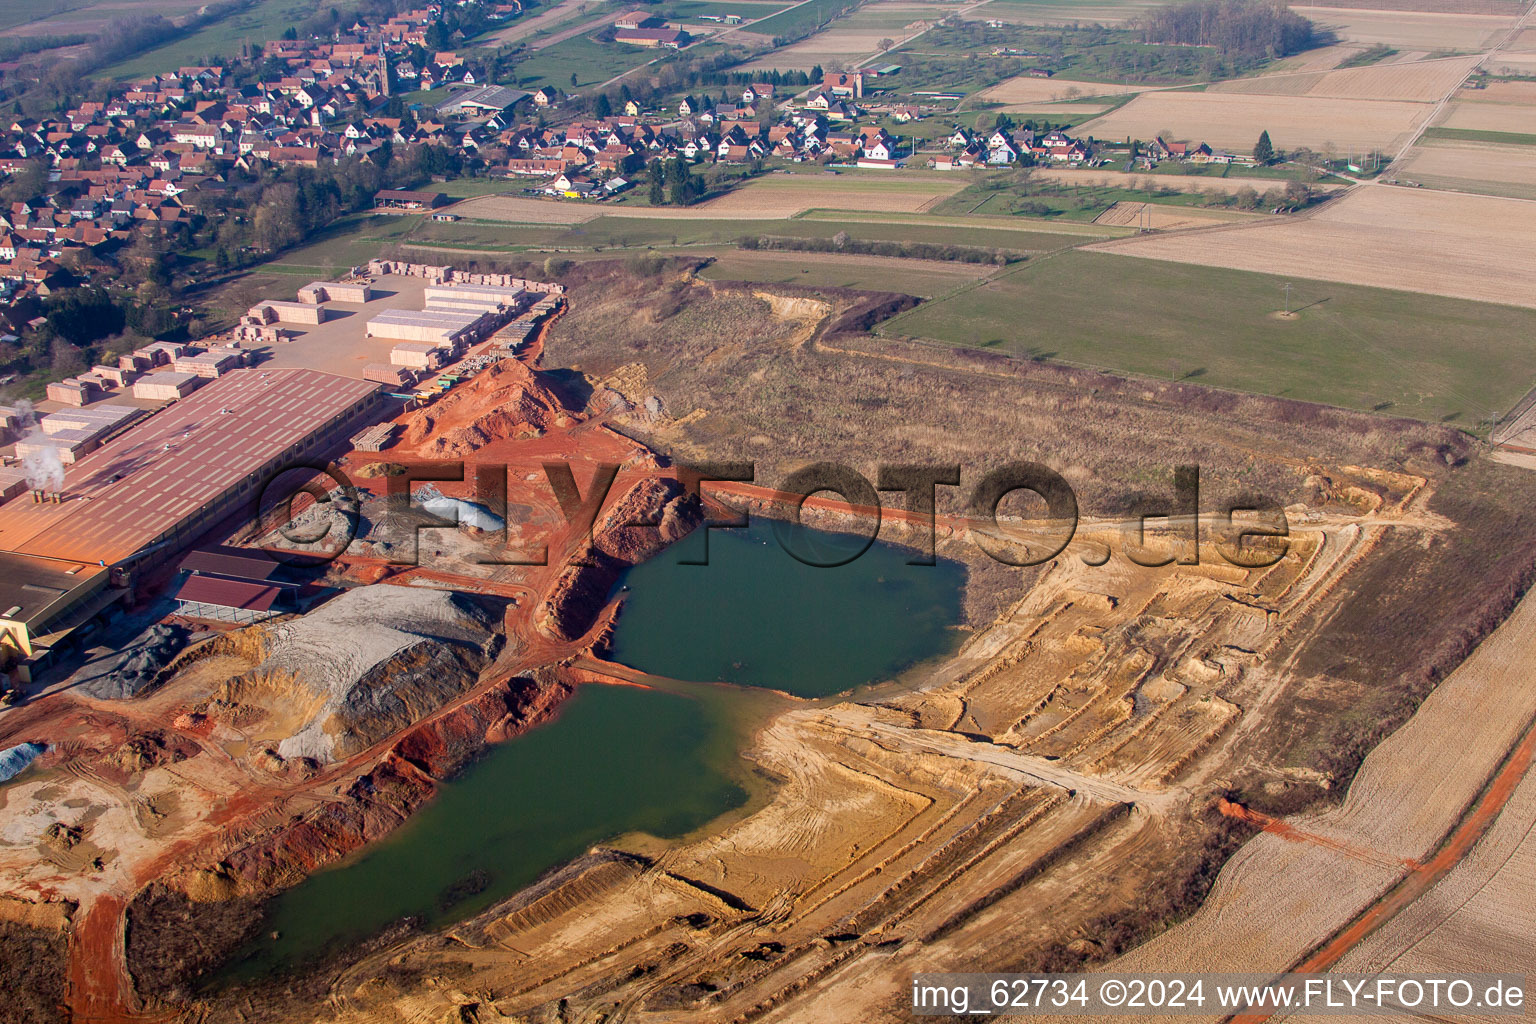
[506,33,664,90]
[744,0,862,38]
[1208,54,1480,101]
[1091,184,1536,310]
[976,73,1147,104]
[456,173,968,221]
[407,206,1107,254]
[1025,167,1348,195]
[1399,140,1536,200]
[1076,90,1437,152]
[0,0,204,35]
[879,249,1536,423]
[1437,85,1536,135]
[970,0,1169,25]
[696,248,993,294]
[1290,5,1517,51]
[1333,752,1536,996]
[1091,201,1265,229]
[752,0,968,69]
[101,0,321,78]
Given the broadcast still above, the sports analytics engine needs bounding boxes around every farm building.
[373,188,446,211]
[614,27,689,47]
[133,371,204,401]
[435,85,529,117]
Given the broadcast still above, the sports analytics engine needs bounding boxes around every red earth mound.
[401,359,573,458]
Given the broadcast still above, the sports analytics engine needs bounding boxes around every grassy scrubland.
[879,250,1536,425]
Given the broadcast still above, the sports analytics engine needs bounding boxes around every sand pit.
[978,74,1145,104]
[1077,90,1435,151]
[1097,580,1536,993]
[1290,6,1517,49]
[1209,54,1480,101]
[1090,183,1536,308]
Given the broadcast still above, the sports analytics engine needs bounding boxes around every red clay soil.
[33,334,683,1021]
[398,357,572,459]
[1227,718,1536,1023]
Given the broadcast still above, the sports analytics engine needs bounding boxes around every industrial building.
[0,368,384,676]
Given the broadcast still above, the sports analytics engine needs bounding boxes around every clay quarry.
[3,0,1536,1017]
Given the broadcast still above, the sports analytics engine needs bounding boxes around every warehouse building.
[0,368,384,676]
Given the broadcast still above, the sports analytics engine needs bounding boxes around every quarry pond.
[227,521,967,978]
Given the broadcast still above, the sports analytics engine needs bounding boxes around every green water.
[224,682,747,979]
[610,518,968,697]
[220,521,966,981]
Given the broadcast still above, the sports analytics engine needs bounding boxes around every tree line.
[1137,0,1316,58]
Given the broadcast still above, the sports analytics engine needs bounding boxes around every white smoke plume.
[22,446,65,493]
[12,399,35,429]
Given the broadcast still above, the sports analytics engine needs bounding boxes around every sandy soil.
[1290,6,1518,49]
[1089,184,1536,308]
[1084,578,1536,1019]
[1077,91,1436,151]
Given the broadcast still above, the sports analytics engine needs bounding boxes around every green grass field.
[697,249,990,295]
[1422,127,1536,147]
[879,250,1536,425]
[658,0,794,21]
[102,0,320,78]
[407,209,1106,253]
[510,33,662,90]
[747,0,857,38]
